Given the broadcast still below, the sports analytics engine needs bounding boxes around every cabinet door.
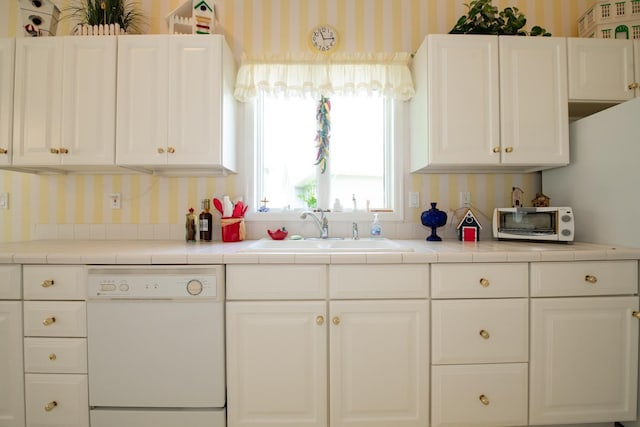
[530,296,639,425]
[500,37,569,166]
[0,39,14,166]
[330,300,429,427]
[116,35,169,165]
[226,301,327,427]
[61,37,116,165]
[13,37,63,165]
[25,373,89,427]
[0,301,25,427]
[167,35,223,165]
[411,35,499,170]
[568,38,635,101]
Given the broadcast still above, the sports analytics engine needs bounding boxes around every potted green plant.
[449,0,551,36]
[64,0,145,35]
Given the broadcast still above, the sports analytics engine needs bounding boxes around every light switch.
[0,192,8,209]
[409,192,419,208]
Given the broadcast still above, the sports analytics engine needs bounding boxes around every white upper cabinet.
[117,35,237,175]
[116,35,168,166]
[13,37,117,169]
[568,38,638,102]
[410,35,568,172]
[0,39,14,166]
[499,36,569,167]
[410,35,500,170]
[13,37,63,167]
[61,37,117,167]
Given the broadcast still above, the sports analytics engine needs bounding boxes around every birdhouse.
[167,0,216,35]
[511,186,524,207]
[456,208,482,242]
[19,0,60,37]
[532,192,551,207]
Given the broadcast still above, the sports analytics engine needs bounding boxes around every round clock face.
[310,25,338,52]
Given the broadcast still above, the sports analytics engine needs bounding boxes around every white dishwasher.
[87,265,226,427]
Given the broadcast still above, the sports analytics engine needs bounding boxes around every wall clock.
[309,24,339,53]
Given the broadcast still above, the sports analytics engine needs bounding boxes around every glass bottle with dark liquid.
[199,199,213,241]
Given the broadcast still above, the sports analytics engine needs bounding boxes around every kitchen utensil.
[213,198,223,215]
[233,201,244,218]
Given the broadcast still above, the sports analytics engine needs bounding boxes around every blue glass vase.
[421,202,447,241]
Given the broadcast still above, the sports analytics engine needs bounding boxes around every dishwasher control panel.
[87,266,223,299]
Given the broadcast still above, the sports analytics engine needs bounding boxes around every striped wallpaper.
[0,0,594,242]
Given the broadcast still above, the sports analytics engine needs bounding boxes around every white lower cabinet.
[0,265,24,427]
[329,300,429,427]
[22,265,88,427]
[430,263,529,427]
[24,374,88,427]
[530,296,639,425]
[226,301,328,427]
[431,363,528,427]
[529,261,640,426]
[0,301,24,427]
[225,264,429,427]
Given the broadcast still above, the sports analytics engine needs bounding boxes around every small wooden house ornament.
[167,0,216,34]
[457,208,482,242]
[511,186,524,207]
[531,192,551,207]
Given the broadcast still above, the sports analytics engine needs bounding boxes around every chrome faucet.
[352,222,359,240]
[300,210,329,239]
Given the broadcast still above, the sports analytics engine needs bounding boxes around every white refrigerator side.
[542,98,640,248]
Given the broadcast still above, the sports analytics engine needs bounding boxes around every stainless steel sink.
[240,238,414,253]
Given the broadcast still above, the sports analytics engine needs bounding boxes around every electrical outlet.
[459,191,471,208]
[0,193,8,209]
[408,192,420,208]
[109,193,121,209]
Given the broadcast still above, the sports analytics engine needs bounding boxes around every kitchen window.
[234,51,415,219]
[253,92,399,215]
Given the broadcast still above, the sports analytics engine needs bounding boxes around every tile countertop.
[0,239,638,265]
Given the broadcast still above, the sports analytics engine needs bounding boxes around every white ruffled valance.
[234,52,415,102]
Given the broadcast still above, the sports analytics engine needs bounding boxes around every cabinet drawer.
[25,373,89,427]
[24,301,86,337]
[24,338,87,374]
[329,264,429,299]
[531,261,638,296]
[432,299,528,364]
[226,265,327,300]
[431,363,528,427]
[0,265,22,299]
[431,263,527,298]
[23,265,86,300]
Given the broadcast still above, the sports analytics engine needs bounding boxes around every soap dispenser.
[370,213,382,237]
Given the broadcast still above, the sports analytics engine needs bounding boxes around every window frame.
[243,92,404,222]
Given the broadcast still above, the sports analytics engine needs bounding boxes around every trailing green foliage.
[449,0,551,36]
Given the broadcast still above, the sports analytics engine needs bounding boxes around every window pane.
[330,96,385,209]
[262,96,317,210]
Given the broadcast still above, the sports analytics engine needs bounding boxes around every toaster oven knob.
[186,279,203,295]
[561,229,572,236]
[561,215,572,222]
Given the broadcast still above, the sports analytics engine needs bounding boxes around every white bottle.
[370,213,382,237]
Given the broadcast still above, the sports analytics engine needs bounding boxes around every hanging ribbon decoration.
[314,96,331,174]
